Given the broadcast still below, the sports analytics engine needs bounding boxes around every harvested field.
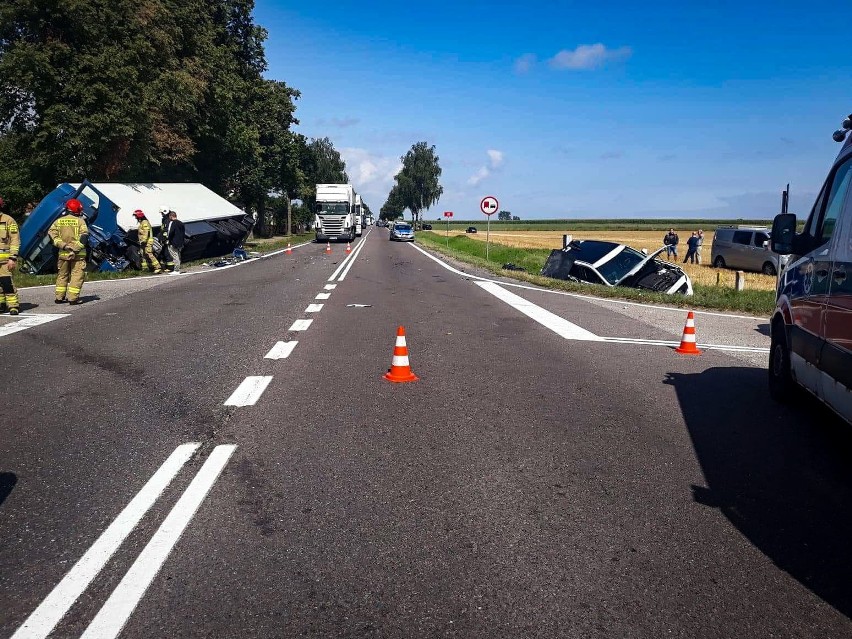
[443,229,777,291]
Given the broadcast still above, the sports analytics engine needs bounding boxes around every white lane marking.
[11,444,200,639]
[315,293,331,300]
[264,341,298,359]
[223,376,272,406]
[324,284,337,290]
[289,319,313,331]
[305,303,324,313]
[601,336,770,353]
[337,234,369,281]
[0,314,68,338]
[328,242,359,281]
[80,445,237,639]
[476,281,603,341]
[408,241,763,321]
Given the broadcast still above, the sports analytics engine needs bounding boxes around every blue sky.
[255,0,851,219]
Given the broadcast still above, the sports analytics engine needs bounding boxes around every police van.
[769,112,852,424]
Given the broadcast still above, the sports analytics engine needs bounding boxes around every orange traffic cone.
[325,242,332,254]
[675,311,702,355]
[384,326,419,382]
[346,242,352,254]
[286,243,292,255]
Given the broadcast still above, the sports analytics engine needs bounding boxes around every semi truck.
[18,181,254,274]
[314,183,356,242]
[355,194,364,237]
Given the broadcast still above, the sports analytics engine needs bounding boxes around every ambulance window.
[819,156,852,246]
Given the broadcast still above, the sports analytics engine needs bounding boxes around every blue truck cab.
[769,112,852,423]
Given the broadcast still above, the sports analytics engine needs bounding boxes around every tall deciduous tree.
[393,141,443,228]
[300,136,348,213]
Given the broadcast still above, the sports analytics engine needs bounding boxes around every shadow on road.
[755,323,770,336]
[0,472,17,507]
[665,367,852,619]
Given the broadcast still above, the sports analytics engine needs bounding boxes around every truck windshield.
[316,202,349,215]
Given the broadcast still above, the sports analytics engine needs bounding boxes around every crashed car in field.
[540,239,693,295]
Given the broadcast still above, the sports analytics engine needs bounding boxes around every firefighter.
[48,198,89,305]
[133,209,161,273]
[0,197,21,316]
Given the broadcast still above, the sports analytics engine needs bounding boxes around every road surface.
[2,228,851,638]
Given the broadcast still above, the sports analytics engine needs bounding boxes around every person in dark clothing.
[683,231,699,264]
[663,229,679,260]
[160,209,186,274]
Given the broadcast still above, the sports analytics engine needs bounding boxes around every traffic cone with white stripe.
[325,242,332,254]
[675,311,702,355]
[346,242,352,254]
[384,326,419,382]
[286,243,292,255]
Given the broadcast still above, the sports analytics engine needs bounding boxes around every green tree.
[379,184,406,220]
[299,136,348,214]
[392,141,443,228]
[497,210,512,221]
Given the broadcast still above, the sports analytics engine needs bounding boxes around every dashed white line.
[289,319,313,331]
[264,341,298,359]
[223,376,273,406]
[80,445,237,639]
[324,284,337,290]
[304,303,324,313]
[315,293,331,300]
[11,444,200,639]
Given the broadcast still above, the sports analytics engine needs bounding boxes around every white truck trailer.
[314,183,356,242]
[355,193,364,237]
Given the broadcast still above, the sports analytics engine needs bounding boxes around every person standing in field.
[696,229,704,264]
[663,229,679,260]
[683,231,699,264]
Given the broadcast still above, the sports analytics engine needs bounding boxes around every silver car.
[389,222,415,242]
[711,226,788,275]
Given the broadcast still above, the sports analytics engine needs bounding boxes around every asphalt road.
[2,228,851,638]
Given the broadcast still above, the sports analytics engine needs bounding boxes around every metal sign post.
[444,211,453,247]
[480,196,498,262]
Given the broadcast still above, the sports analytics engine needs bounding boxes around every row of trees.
[380,142,443,227]
[0,0,351,235]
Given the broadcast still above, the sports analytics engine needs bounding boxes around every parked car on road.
[541,239,693,295]
[465,226,477,233]
[711,226,788,275]
[768,112,852,424]
[389,222,415,242]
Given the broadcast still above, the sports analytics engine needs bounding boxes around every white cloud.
[467,149,505,186]
[548,43,632,70]
[339,147,402,206]
[514,53,536,74]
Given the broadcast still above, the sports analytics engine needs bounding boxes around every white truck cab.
[315,184,356,242]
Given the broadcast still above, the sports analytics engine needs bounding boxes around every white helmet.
[159,206,169,216]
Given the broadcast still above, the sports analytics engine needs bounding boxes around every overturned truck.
[19,181,255,274]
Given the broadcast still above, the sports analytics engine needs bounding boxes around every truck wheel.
[126,245,142,270]
[768,322,794,403]
[761,262,776,276]
[713,256,726,268]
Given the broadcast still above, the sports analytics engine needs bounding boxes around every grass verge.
[417,231,775,316]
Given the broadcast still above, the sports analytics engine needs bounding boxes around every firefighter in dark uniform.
[0,196,21,315]
[48,198,89,305]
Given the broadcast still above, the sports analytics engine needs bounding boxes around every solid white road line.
[328,242,359,281]
[80,445,237,639]
[601,336,770,353]
[0,314,68,338]
[305,303,324,313]
[11,444,200,639]
[476,281,603,342]
[338,234,369,281]
[315,293,331,300]
[289,319,313,331]
[223,376,273,406]
[264,341,298,359]
[324,284,337,290]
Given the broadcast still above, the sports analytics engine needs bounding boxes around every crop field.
[438,228,778,292]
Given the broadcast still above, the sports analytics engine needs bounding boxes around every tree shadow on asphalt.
[0,472,17,507]
[665,367,852,619]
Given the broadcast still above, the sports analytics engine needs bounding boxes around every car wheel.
[761,262,776,276]
[768,322,794,403]
[713,256,726,268]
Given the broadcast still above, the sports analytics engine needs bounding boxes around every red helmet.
[133,209,145,219]
[66,198,83,214]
